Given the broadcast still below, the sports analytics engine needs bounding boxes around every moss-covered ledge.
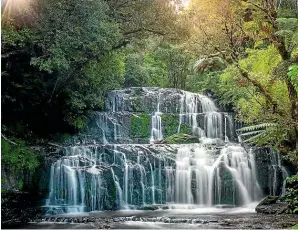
[131,114,150,138]
[164,133,199,144]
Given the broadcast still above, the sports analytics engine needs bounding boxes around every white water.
[45,88,287,214]
[177,92,233,141]
[270,151,289,196]
[174,144,262,206]
[150,93,163,143]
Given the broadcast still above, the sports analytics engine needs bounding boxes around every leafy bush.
[284,173,298,214]
[1,137,41,190]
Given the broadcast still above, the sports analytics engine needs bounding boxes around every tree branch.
[1,134,17,146]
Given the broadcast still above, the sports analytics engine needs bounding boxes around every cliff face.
[1,87,292,222]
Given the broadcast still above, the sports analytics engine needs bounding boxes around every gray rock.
[255,196,289,214]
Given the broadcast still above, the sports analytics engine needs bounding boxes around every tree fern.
[243,132,267,143]
[238,130,264,136]
[237,123,277,132]
[237,123,278,144]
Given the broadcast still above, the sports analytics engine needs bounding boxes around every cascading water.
[45,87,287,213]
[269,151,289,197]
[150,92,163,143]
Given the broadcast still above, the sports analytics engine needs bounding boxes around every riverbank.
[23,208,298,229]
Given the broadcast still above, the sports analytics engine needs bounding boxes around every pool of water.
[25,204,298,229]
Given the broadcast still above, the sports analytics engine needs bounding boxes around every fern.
[238,130,264,136]
[277,18,298,31]
[237,123,277,132]
[237,123,278,144]
[243,132,266,143]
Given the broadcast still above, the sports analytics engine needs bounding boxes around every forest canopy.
[1,0,298,159]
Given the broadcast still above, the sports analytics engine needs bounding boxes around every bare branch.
[1,134,17,146]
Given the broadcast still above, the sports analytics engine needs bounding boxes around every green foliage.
[194,57,226,73]
[131,114,150,138]
[288,65,298,91]
[1,138,40,172]
[2,0,190,136]
[1,137,41,190]
[155,44,194,89]
[124,43,194,89]
[1,0,125,135]
[165,133,199,144]
[240,46,281,76]
[1,0,298,168]
[161,114,180,137]
[2,27,38,48]
[237,123,278,144]
[284,173,298,214]
[179,124,193,135]
[161,114,193,137]
[236,121,295,147]
[277,18,298,31]
[186,71,221,93]
[276,18,298,52]
[65,51,125,120]
[286,173,298,186]
[277,0,298,18]
[124,53,151,87]
[31,0,121,73]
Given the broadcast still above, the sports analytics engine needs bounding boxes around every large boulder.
[255,196,289,214]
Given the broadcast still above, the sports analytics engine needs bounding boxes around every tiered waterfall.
[45,87,288,213]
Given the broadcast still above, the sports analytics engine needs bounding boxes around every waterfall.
[45,87,288,213]
[174,144,262,206]
[269,151,289,197]
[150,92,163,143]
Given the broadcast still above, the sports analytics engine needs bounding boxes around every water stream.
[44,87,288,214]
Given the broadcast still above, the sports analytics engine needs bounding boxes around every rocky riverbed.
[22,208,298,229]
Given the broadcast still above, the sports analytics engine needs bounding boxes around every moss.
[1,137,41,191]
[73,115,88,130]
[259,196,279,205]
[279,223,297,229]
[131,114,150,138]
[162,114,179,137]
[165,133,199,144]
[161,114,192,138]
[130,113,193,139]
[131,97,142,111]
[1,138,40,172]
[179,123,192,135]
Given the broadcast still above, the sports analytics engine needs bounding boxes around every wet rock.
[1,191,45,228]
[141,205,160,210]
[255,196,288,214]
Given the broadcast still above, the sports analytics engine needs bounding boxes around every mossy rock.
[161,114,179,137]
[255,196,289,214]
[258,196,280,205]
[161,114,192,137]
[131,97,143,112]
[131,114,150,138]
[164,133,199,144]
